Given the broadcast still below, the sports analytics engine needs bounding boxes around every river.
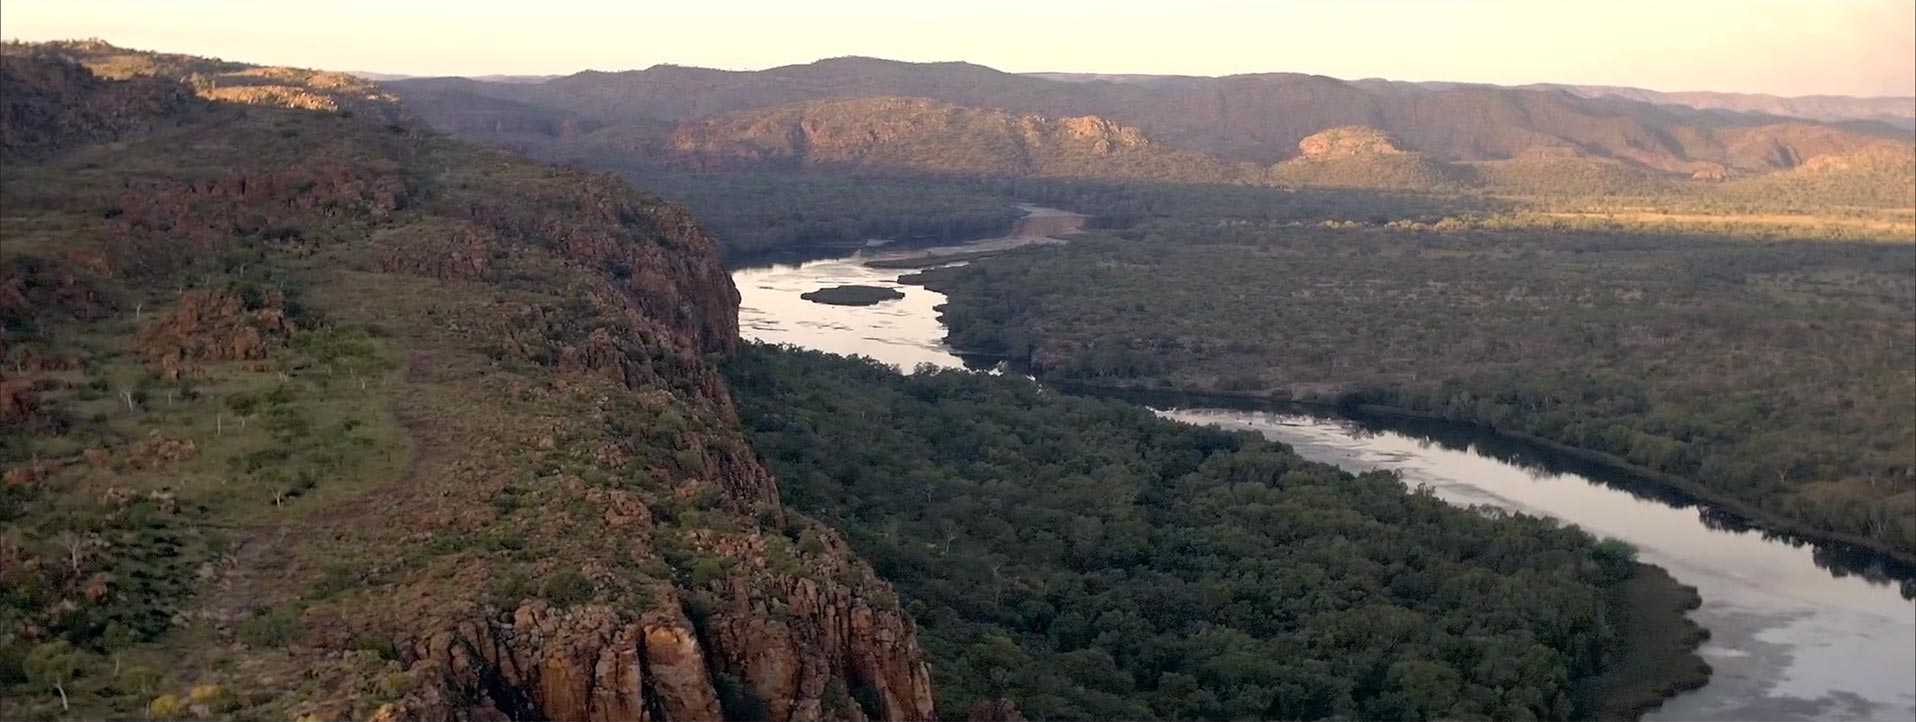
[734,204,1085,370]
[729,206,1916,721]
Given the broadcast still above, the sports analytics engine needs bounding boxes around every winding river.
[730,206,1916,721]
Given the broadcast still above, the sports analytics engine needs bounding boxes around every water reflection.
[1161,406,1916,722]
[1121,391,1916,588]
[732,205,1085,371]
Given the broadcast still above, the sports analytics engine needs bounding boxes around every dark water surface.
[728,206,1916,721]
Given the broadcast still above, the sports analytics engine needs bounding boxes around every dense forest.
[618,172,1022,258]
[616,166,1910,258]
[728,345,1707,721]
[915,222,1916,557]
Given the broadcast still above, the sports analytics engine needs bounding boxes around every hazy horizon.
[347,59,1916,102]
[4,0,1913,98]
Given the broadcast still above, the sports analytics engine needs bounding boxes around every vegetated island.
[866,247,1011,270]
[800,284,906,306]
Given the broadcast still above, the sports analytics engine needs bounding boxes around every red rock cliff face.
[373,94,933,722]
[393,547,936,721]
[396,594,725,722]
[349,139,934,722]
[437,197,932,717]
[694,532,936,722]
[478,194,932,719]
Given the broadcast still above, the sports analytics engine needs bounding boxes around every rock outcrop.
[0,376,38,427]
[699,534,936,721]
[396,597,723,722]
[1295,125,1407,157]
[1272,126,1464,190]
[138,288,296,379]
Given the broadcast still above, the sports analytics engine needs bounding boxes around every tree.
[25,640,87,711]
[54,530,94,577]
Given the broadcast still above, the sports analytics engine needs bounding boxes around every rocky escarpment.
[365,167,935,719]
[660,96,1240,181]
[367,539,934,722]
[0,47,937,721]
[697,534,935,722]
[389,54,1914,174]
[391,592,724,722]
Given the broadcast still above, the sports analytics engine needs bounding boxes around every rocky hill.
[0,47,935,721]
[0,47,200,158]
[1526,83,1916,129]
[1040,72,1916,129]
[389,55,1912,174]
[1269,127,1466,189]
[660,97,1246,181]
[14,40,408,124]
[1717,144,1916,208]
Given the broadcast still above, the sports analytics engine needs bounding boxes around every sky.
[4,0,1913,97]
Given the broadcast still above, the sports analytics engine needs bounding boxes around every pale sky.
[4,0,1913,97]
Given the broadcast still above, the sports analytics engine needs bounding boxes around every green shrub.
[236,607,301,647]
[149,694,185,719]
[349,635,400,661]
[487,571,537,610]
[687,557,730,587]
[542,570,593,606]
[714,672,770,721]
[376,670,415,698]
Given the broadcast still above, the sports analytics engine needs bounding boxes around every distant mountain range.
[380,56,1912,186]
[374,65,1916,131]
[1522,84,1915,130]
[1028,72,1916,129]
[660,96,1249,182]
[353,70,556,84]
